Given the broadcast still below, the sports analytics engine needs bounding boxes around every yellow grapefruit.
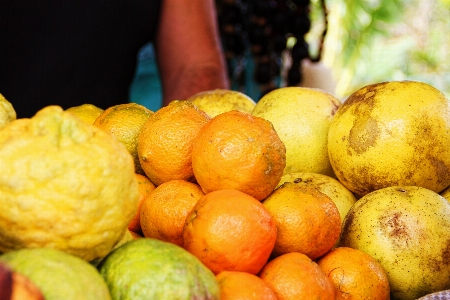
[187,89,256,118]
[340,186,450,300]
[252,87,341,177]
[328,81,450,197]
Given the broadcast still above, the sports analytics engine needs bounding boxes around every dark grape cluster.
[216,0,313,99]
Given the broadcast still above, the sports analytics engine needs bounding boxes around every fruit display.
[0,80,450,299]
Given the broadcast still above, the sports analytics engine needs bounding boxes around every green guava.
[0,248,111,300]
[98,238,220,299]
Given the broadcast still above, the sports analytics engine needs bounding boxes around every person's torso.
[0,0,162,118]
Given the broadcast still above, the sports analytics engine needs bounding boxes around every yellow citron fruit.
[340,186,450,300]
[252,87,341,177]
[0,93,16,129]
[277,172,357,224]
[93,103,153,175]
[328,80,450,197]
[65,103,104,125]
[187,89,256,118]
[0,106,139,262]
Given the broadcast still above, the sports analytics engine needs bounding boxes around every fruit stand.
[1,81,450,299]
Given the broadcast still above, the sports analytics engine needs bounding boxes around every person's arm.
[154,0,230,106]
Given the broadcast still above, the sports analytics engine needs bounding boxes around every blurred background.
[130,0,450,111]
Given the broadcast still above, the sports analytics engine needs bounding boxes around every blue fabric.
[129,43,163,112]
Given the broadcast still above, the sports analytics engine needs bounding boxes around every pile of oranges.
[77,92,391,300]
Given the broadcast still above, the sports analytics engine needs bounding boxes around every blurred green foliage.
[309,0,450,98]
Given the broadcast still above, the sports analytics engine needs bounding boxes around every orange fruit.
[216,271,277,300]
[259,252,336,300]
[127,173,156,235]
[262,183,341,260]
[93,102,153,174]
[317,247,390,300]
[192,110,286,201]
[183,189,277,275]
[137,100,210,186]
[65,103,104,125]
[140,180,204,247]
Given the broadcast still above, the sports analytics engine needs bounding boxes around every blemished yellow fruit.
[0,93,16,129]
[328,80,450,197]
[65,103,104,125]
[252,87,341,177]
[277,172,357,224]
[340,186,450,300]
[0,106,139,262]
[187,89,256,118]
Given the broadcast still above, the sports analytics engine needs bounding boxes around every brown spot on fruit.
[348,116,380,155]
[330,101,340,116]
[337,82,386,115]
[379,211,412,249]
[430,158,450,187]
[427,239,450,273]
[441,239,450,266]
[340,209,356,244]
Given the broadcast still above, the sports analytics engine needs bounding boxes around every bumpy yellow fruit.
[187,89,256,118]
[328,81,450,197]
[0,106,138,261]
[252,87,341,176]
[65,103,104,125]
[340,186,450,300]
[0,93,16,129]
